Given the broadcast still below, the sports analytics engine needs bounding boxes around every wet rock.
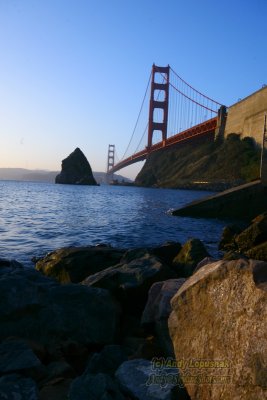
[0,374,39,400]
[115,358,188,400]
[55,147,97,185]
[35,245,125,283]
[69,372,124,400]
[172,238,209,277]
[82,254,174,315]
[169,258,267,400]
[0,265,120,347]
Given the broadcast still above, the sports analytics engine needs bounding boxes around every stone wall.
[224,86,267,144]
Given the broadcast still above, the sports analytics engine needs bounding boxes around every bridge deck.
[109,117,217,174]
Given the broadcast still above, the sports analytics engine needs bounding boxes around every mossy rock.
[172,238,209,277]
[235,213,267,252]
[245,241,267,262]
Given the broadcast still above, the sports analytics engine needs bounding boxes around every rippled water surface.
[0,181,228,266]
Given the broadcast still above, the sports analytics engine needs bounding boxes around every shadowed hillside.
[135,134,261,190]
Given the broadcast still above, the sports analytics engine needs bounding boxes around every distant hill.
[0,168,132,185]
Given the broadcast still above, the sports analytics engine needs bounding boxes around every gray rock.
[55,147,97,185]
[141,279,186,356]
[0,374,39,400]
[69,372,124,400]
[82,254,175,315]
[115,359,186,400]
[0,265,120,346]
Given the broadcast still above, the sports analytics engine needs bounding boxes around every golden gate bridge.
[107,64,226,178]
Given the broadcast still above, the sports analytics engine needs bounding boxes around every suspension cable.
[120,71,152,161]
[170,67,223,106]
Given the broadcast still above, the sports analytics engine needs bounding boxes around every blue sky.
[0,0,266,179]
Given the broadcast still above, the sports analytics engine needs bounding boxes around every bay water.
[0,180,228,266]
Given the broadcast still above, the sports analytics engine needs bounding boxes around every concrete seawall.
[172,180,267,220]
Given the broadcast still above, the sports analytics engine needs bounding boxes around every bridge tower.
[147,64,170,149]
[106,144,115,183]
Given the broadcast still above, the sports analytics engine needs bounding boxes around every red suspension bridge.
[107,64,226,177]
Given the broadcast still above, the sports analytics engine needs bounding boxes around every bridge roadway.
[109,117,217,174]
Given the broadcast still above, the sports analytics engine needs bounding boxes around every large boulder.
[82,253,175,315]
[0,263,120,347]
[169,259,267,400]
[55,147,97,185]
[35,245,125,283]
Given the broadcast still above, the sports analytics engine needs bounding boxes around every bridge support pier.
[214,105,227,142]
[147,64,170,149]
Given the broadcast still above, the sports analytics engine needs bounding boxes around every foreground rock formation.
[1,229,266,399]
[55,147,97,185]
[169,258,267,400]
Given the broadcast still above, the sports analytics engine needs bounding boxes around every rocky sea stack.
[55,148,97,185]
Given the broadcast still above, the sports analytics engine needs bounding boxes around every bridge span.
[107,65,226,176]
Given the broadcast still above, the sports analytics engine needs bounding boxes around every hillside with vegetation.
[135,134,261,190]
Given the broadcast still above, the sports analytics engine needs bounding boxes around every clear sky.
[0,0,266,179]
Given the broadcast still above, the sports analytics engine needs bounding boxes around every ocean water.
[0,180,228,266]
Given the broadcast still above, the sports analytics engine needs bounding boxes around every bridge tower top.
[147,64,170,149]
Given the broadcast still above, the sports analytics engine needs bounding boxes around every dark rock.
[35,245,125,283]
[69,372,125,400]
[45,360,75,381]
[115,358,187,400]
[55,147,97,185]
[0,374,39,400]
[235,212,267,252]
[82,254,175,315]
[172,238,209,277]
[39,379,72,400]
[152,241,182,265]
[246,241,267,263]
[141,279,186,356]
[218,224,242,250]
[0,265,120,347]
[0,339,42,374]
[85,345,128,376]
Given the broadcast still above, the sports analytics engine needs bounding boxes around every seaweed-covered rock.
[55,147,97,185]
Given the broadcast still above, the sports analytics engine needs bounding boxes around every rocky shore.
[0,215,267,399]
